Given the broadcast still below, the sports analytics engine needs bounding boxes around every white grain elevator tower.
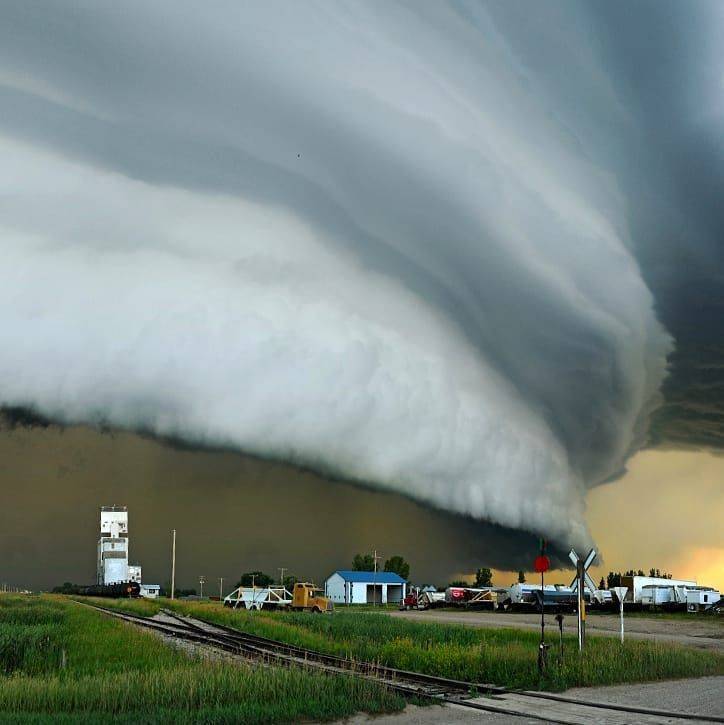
[97,505,129,585]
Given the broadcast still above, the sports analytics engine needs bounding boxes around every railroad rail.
[74,601,723,724]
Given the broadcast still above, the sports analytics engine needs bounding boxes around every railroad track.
[75,601,723,724]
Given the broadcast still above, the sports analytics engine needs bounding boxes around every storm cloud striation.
[2,1,719,549]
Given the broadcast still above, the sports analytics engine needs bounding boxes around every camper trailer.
[686,588,721,612]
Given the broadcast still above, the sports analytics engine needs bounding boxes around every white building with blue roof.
[325,570,407,605]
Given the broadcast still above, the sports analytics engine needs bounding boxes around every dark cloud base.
[0,415,566,591]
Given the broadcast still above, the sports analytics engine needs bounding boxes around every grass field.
[124,597,724,691]
[0,594,405,723]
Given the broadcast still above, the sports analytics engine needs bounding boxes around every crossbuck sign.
[568,548,597,651]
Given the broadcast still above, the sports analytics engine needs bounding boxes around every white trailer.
[498,583,558,609]
[444,587,498,608]
[224,586,293,610]
[419,591,445,608]
[620,576,695,604]
[686,588,720,612]
[640,585,678,607]
[592,589,613,606]
[140,584,161,599]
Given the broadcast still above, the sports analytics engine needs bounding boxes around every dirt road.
[389,609,723,650]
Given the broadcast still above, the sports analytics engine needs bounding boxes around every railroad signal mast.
[569,548,597,651]
[534,539,550,673]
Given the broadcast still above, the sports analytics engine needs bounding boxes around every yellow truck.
[291,582,333,613]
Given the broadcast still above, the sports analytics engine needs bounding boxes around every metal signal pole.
[199,575,206,599]
[577,560,585,651]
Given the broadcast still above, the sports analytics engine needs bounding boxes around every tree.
[352,554,375,571]
[475,568,493,587]
[384,555,410,581]
[448,580,470,587]
[52,582,82,594]
[599,577,606,590]
[517,570,526,584]
[282,575,298,589]
[236,571,274,588]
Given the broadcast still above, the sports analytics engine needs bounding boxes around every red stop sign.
[534,555,550,573]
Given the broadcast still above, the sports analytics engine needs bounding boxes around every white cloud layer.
[0,2,677,548]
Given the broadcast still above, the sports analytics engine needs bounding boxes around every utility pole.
[219,577,224,601]
[170,529,176,600]
[278,567,287,586]
[372,549,382,606]
[199,575,206,599]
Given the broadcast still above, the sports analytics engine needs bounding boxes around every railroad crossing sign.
[534,555,550,573]
[568,548,597,592]
[568,548,597,651]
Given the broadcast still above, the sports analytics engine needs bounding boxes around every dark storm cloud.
[0,1,721,553]
[0,419,553,591]
[483,0,724,449]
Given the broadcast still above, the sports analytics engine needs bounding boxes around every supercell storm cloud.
[1,2,722,550]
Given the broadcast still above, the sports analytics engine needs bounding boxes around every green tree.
[517,570,526,584]
[475,568,493,587]
[52,582,82,594]
[598,577,606,590]
[448,580,470,587]
[352,554,375,571]
[237,571,274,587]
[383,555,410,580]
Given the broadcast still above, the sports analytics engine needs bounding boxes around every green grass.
[616,610,724,624]
[131,598,724,691]
[0,594,404,723]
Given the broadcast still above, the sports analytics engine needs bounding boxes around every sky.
[0,1,722,590]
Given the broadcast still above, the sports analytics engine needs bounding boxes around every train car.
[78,581,141,598]
[531,588,578,613]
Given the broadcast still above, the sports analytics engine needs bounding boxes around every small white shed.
[325,570,407,605]
[140,584,161,599]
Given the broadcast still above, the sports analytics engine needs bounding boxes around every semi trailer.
[224,582,332,612]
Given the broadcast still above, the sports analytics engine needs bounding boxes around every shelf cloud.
[1,1,720,550]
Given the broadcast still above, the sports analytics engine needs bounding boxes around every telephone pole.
[278,567,288,586]
[219,577,224,600]
[199,575,206,599]
[372,549,382,606]
[170,529,176,600]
